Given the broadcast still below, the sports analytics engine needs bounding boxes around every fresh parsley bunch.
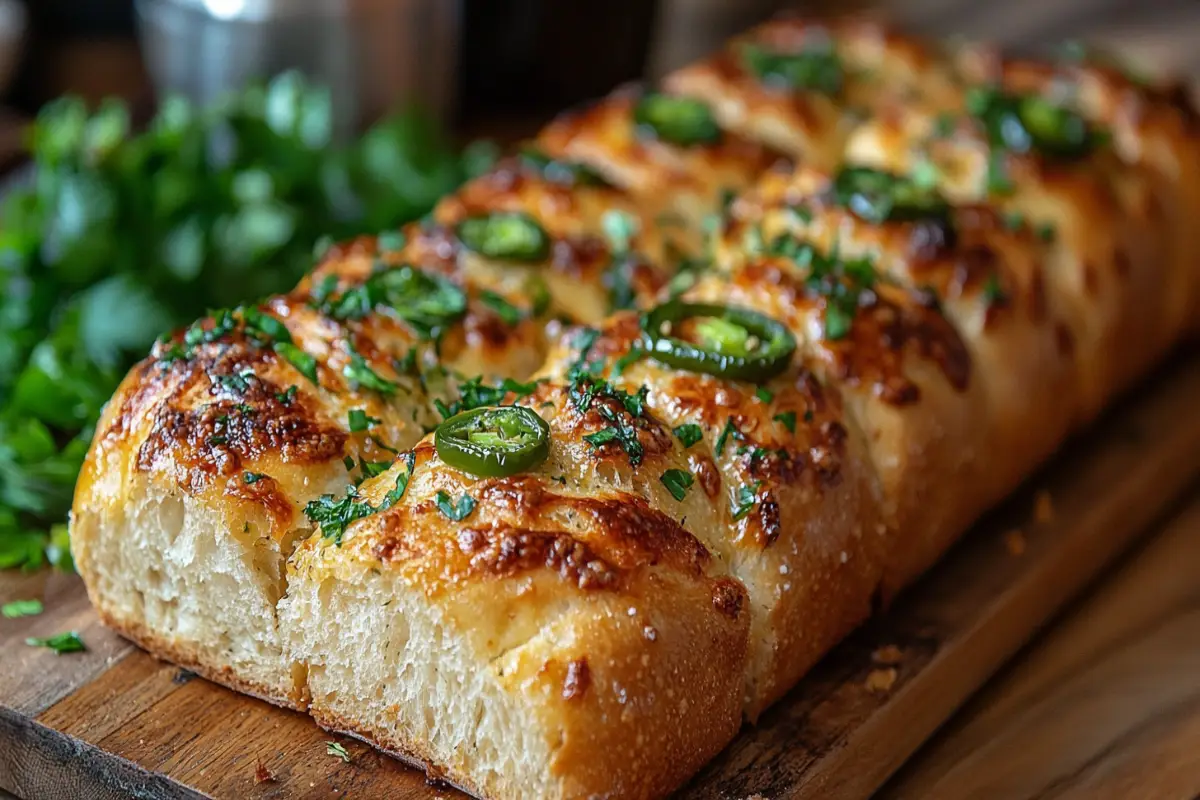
[0,72,488,569]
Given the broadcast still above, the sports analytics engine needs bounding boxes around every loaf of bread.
[71,16,1200,798]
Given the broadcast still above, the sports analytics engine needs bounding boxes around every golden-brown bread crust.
[663,16,964,166]
[71,15,1200,800]
[536,316,886,716]
[537,85,784,233]
[285,437,750,799]
[719,164,1079,528]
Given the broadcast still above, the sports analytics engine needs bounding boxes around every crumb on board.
[1033,490,1054,523]
[254,758,276,784]
[865,667,898,694]
[1004,528,1027,557]
[871,645,904,665]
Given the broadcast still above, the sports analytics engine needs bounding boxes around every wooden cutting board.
[2,351,1200,800]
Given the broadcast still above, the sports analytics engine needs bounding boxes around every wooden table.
[882,491,1200,800]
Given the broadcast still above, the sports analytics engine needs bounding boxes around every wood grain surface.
[883,494,1200,800]
[2,352,1199,800]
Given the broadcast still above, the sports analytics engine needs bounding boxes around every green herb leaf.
[755,387,774,403]
[326,741,351,763]
[26,631,86,654]
[274,343,319,386]
[2,599,44,618]
[982,273,1010,307]
[342,344,399,395]
[435,376,540,419]
[243,472,266,484]
[479,290,525,327]
[276,385,299,405]
[715,418,741,457]
[347,409,381,432]
[773,411,797,433]
[660,469,694,501]
[824,303,853,341]
[435,490,477,521]
[731,481,762,521]
[304,452,416,545]
[673,423,704,449]
[741,41,843,95]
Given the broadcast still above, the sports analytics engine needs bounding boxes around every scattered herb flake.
[660,469,694,501]
[325,741,351,763]
[275,343,319,386]
[731,481,762,521]
[2,599,44,618]
[479,290,525,327]
[673,423,704,449]
[774,411,797,433]
[26,631,86,654]
[715,418,741,457]
[435,490,477,521]
[348,409,381,432]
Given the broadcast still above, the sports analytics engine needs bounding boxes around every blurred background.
[8,0,1199,135]
[0,0,1197,570]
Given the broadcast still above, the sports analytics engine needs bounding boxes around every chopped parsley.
[26,631,86,654]
[243,472,266,484]
[434,376,539,419]
[517,147,612,187]
[216,369,257,396]
[326,741,352,763]
[967,86,1104,161]
[602,209,642,312]
[985,150,1014,195]
[313,264,467,340]
[773,411,797,433]
[275,342,319,386]
[435,490,477,521]
[982,273,1009,307]
[715,418,742,457]
[304,452,416,545]
[2,599,44,618]
[358,458,391,479]
[755,387,774,403]
[731,481,762,521]
[241,307,292,345]
[740,41,843,95]
[275,385,299,405]
[347,409,381,432]
[578,383,648,465]
[660,469,694,501]
[672,423,704,449]
[823,302,854,341]
[479,290,525,327]
[342,343,399,395]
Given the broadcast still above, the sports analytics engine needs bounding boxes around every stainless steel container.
[134,0,460,140]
